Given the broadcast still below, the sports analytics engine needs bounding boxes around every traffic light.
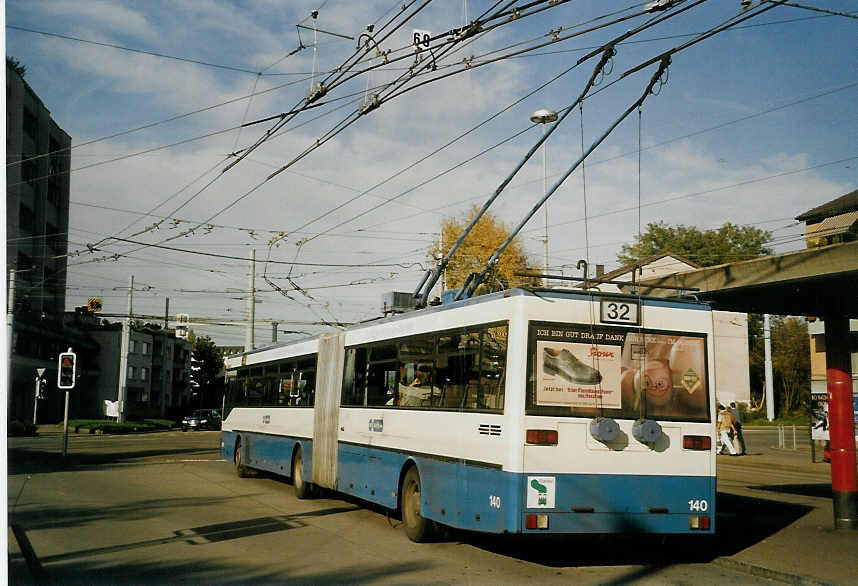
[58,350,77,390]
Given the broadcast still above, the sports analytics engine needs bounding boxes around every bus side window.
[342,347,368,406]
[299,370,315,407]
[449,332,481,410]
[479,326,507,410]
[367,360,397,406]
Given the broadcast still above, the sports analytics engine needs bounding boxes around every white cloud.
[40,1,156,40]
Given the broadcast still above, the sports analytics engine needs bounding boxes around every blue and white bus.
[222,288,716,541]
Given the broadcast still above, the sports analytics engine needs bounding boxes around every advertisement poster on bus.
[532,323,709,420]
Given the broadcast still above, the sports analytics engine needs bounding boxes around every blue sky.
[6,1,857,345]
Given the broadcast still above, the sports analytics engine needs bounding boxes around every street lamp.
[530,109,558,287]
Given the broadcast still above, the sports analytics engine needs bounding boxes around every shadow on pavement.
[8,446,219,475]
[32,556,435,585]
[748,483,832,499]
[443,490,813,570]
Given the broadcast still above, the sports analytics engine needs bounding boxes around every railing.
[777,424,798,450]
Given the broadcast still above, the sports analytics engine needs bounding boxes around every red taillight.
[525,514,549,529]
[683,435,711,451]
[526,429,558,445]
[525,514,537,529]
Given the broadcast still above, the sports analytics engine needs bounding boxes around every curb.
[714,556,835,586]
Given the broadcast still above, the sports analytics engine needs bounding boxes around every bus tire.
[234,437,251,478]
[292,447,314,499]
[402,466,436,542]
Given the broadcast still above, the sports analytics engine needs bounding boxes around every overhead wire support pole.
[413,47,617,307]
[460,56,672,300]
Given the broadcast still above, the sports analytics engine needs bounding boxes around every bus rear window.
[527,322,710,422]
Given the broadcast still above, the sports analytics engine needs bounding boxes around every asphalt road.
[7,429,816,585]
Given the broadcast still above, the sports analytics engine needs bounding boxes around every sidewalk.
[714,447,857,585]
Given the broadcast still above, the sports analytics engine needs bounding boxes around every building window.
[19,204,35,233]
[128,366,137,380]
[47,179,60,206]
[141,367,149,381]
[23,108,38,141]
[16,252,33,280]
[49,136,64,175]
[21,158,39,186]
[129,340,137,353]
[142,342,150,355]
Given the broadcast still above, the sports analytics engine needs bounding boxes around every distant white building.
[89,323,193,419]
[592,253,751,407]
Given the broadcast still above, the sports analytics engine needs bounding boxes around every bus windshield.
[526,321,710,422]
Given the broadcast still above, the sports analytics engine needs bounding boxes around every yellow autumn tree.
[430,205,539,296]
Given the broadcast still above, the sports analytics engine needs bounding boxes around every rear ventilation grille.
[478,424,502,436]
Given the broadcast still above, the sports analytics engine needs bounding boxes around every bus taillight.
[683,435,711,451]
[526,429,558,445]
[525,514,549,529]
[689,515,710,530]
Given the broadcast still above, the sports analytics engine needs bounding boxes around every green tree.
[747,316,811,416]
[771,316,811,415]
[7,56,26,78]
[617,221,772,267]
[430,205,539,296]
[191,336,222,407]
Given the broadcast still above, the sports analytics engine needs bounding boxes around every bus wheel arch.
[399,462,438,542]
[234,435,251,478]
[291,443,314,499]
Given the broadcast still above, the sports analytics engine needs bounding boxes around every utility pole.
[117,275,133,423]
[163,297,170,329]
[764,313,775,421]
[530,109,558,287]
[272,321,278,344]
[245,249,256,351]
[7,269,16,415]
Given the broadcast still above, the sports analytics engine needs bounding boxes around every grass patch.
[743,415,809,426]
[68,419,176,434]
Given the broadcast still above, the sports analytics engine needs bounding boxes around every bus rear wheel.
[292,447,314,499]
[402,467,436,542]
[234,437,250,478]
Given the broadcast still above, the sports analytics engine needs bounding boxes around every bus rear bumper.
[519,473,715,535]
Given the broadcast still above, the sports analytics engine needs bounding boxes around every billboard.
[530,323,709,422]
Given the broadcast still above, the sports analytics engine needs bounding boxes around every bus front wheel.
[292,447,314,499]
[402,467,436,542]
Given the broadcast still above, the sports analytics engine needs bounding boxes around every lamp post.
[530,109,558,287]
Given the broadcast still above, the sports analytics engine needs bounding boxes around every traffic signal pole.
[58,348,76,459]
[62,390,70,458]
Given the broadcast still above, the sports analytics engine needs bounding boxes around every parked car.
[182,409,221,431]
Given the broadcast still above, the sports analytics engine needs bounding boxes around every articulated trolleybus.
[222,289,716,541]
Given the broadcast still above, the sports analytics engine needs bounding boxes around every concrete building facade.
[88,324,192,420]
[6,59,76,423]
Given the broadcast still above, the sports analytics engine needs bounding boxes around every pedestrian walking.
[729,401,747,455]
[717,404,738,456]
